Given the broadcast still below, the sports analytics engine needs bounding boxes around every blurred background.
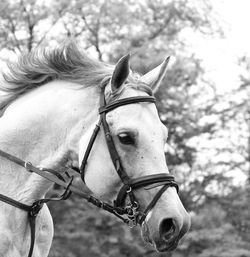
[0,0,249,256]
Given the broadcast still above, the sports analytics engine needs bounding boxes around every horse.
[0,40,190,257]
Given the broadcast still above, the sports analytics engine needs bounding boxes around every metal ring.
[99,200,104,208]
[126,187,132,193]
[132,201,139,209]
[24,162,33,172]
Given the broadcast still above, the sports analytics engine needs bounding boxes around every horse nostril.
[159,218,176,241]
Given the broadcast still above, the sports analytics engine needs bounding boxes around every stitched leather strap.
[99,96,155,114]
[115,174,178,207]
[138,184,173,225]
[28,215,36,257]
[80,118,102,181]
[0,194,42,257]
[0,175,74,257]
[0,193,31,211]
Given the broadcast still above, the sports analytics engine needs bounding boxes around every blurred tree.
[0,0,222,58]
[238,56,250,183]
[180,200,250,257]
[217,55,250,246]
[0,0,69,53]
[61,0,222,61]
[173,53,250,257]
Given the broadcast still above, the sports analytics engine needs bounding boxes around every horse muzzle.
[142,216,190,252]
[140,189,191,252]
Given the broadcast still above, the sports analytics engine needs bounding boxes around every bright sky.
[190,0,250,93]
[182,0,250,184]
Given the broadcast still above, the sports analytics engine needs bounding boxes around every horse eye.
[118,133,135,145]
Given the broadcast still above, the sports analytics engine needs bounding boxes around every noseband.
[80,87,179,226]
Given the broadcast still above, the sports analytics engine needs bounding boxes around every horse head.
[79,54,191,252]
[0,43,190,255]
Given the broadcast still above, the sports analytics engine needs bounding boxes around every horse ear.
[111,54,130,92]
[141,56,170,92]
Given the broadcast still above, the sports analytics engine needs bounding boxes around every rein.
[0,87,178,257]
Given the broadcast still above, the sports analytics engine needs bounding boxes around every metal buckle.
[98,200,104,208]
[29,201,43,217]
[125,200,140,228]
[126,187,132,193]
[60,176,74,200]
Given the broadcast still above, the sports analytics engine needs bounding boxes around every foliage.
[0,0,221,58]
[181,193,250,257]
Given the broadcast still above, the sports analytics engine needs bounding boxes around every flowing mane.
[0,40,152,116]
[0,40,113,113]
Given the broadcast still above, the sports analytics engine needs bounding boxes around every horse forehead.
[107,103,161,133]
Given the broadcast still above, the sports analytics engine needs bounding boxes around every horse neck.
[0,80,100,202]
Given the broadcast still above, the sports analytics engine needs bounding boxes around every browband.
[99,96,156,114]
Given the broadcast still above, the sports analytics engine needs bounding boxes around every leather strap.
[0,193,42,257]
[99,96,155,114]
[0,175,74,257]
[115,174,178,207]
[0,149,104,201]
[0,149,27,168]
[80,118,102,181]
[138,184,174,225]
[0,193,31,212]
[101,110,131,184]
[98,92,157,185]
[28,215,36,257]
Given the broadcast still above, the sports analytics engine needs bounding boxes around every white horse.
[0,41,190,257]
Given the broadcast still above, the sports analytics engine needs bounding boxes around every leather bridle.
[79,87,179,226]
[0,86,178,257]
